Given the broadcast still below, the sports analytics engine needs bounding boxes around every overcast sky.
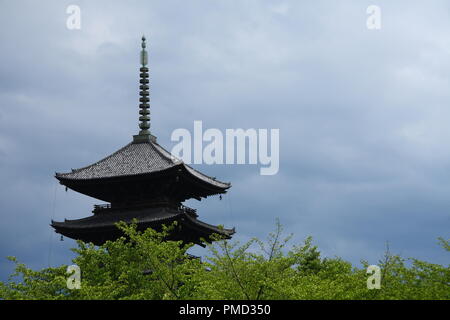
[1,0,449,280]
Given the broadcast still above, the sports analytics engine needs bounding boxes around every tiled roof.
[56,140,230,189]
[51,207,180,229]
[51,206,235,238]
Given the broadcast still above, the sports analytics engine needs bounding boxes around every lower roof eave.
[50,212,235,242]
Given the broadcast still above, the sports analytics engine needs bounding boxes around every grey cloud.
[1,0,449,281]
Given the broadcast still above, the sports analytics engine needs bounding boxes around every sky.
[0,0,449,281]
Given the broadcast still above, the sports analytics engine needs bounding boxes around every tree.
[1,222,448,300]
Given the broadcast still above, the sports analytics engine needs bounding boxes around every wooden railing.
[93,203,111,212]
[92,202,198,217]
[179,204,197,217]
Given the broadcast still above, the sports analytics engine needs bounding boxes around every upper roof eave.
[55,140,230,190]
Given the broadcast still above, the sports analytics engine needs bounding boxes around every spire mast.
[138,35,150,135]
[134,35,155,143]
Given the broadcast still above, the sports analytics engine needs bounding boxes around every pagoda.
[51,36,235,246]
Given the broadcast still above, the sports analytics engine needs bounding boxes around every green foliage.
[0,222,448,300]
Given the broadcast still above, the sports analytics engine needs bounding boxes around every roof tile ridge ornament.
[134,35,157,144]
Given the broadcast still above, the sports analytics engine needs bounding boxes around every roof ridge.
[182,212,235,235]
[183,163,231,188]
[149,140,180,165]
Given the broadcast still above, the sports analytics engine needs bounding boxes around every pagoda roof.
[51,206,235,246]
[55,139,230,190]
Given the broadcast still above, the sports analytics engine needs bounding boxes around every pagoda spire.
[134,35,155,143]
